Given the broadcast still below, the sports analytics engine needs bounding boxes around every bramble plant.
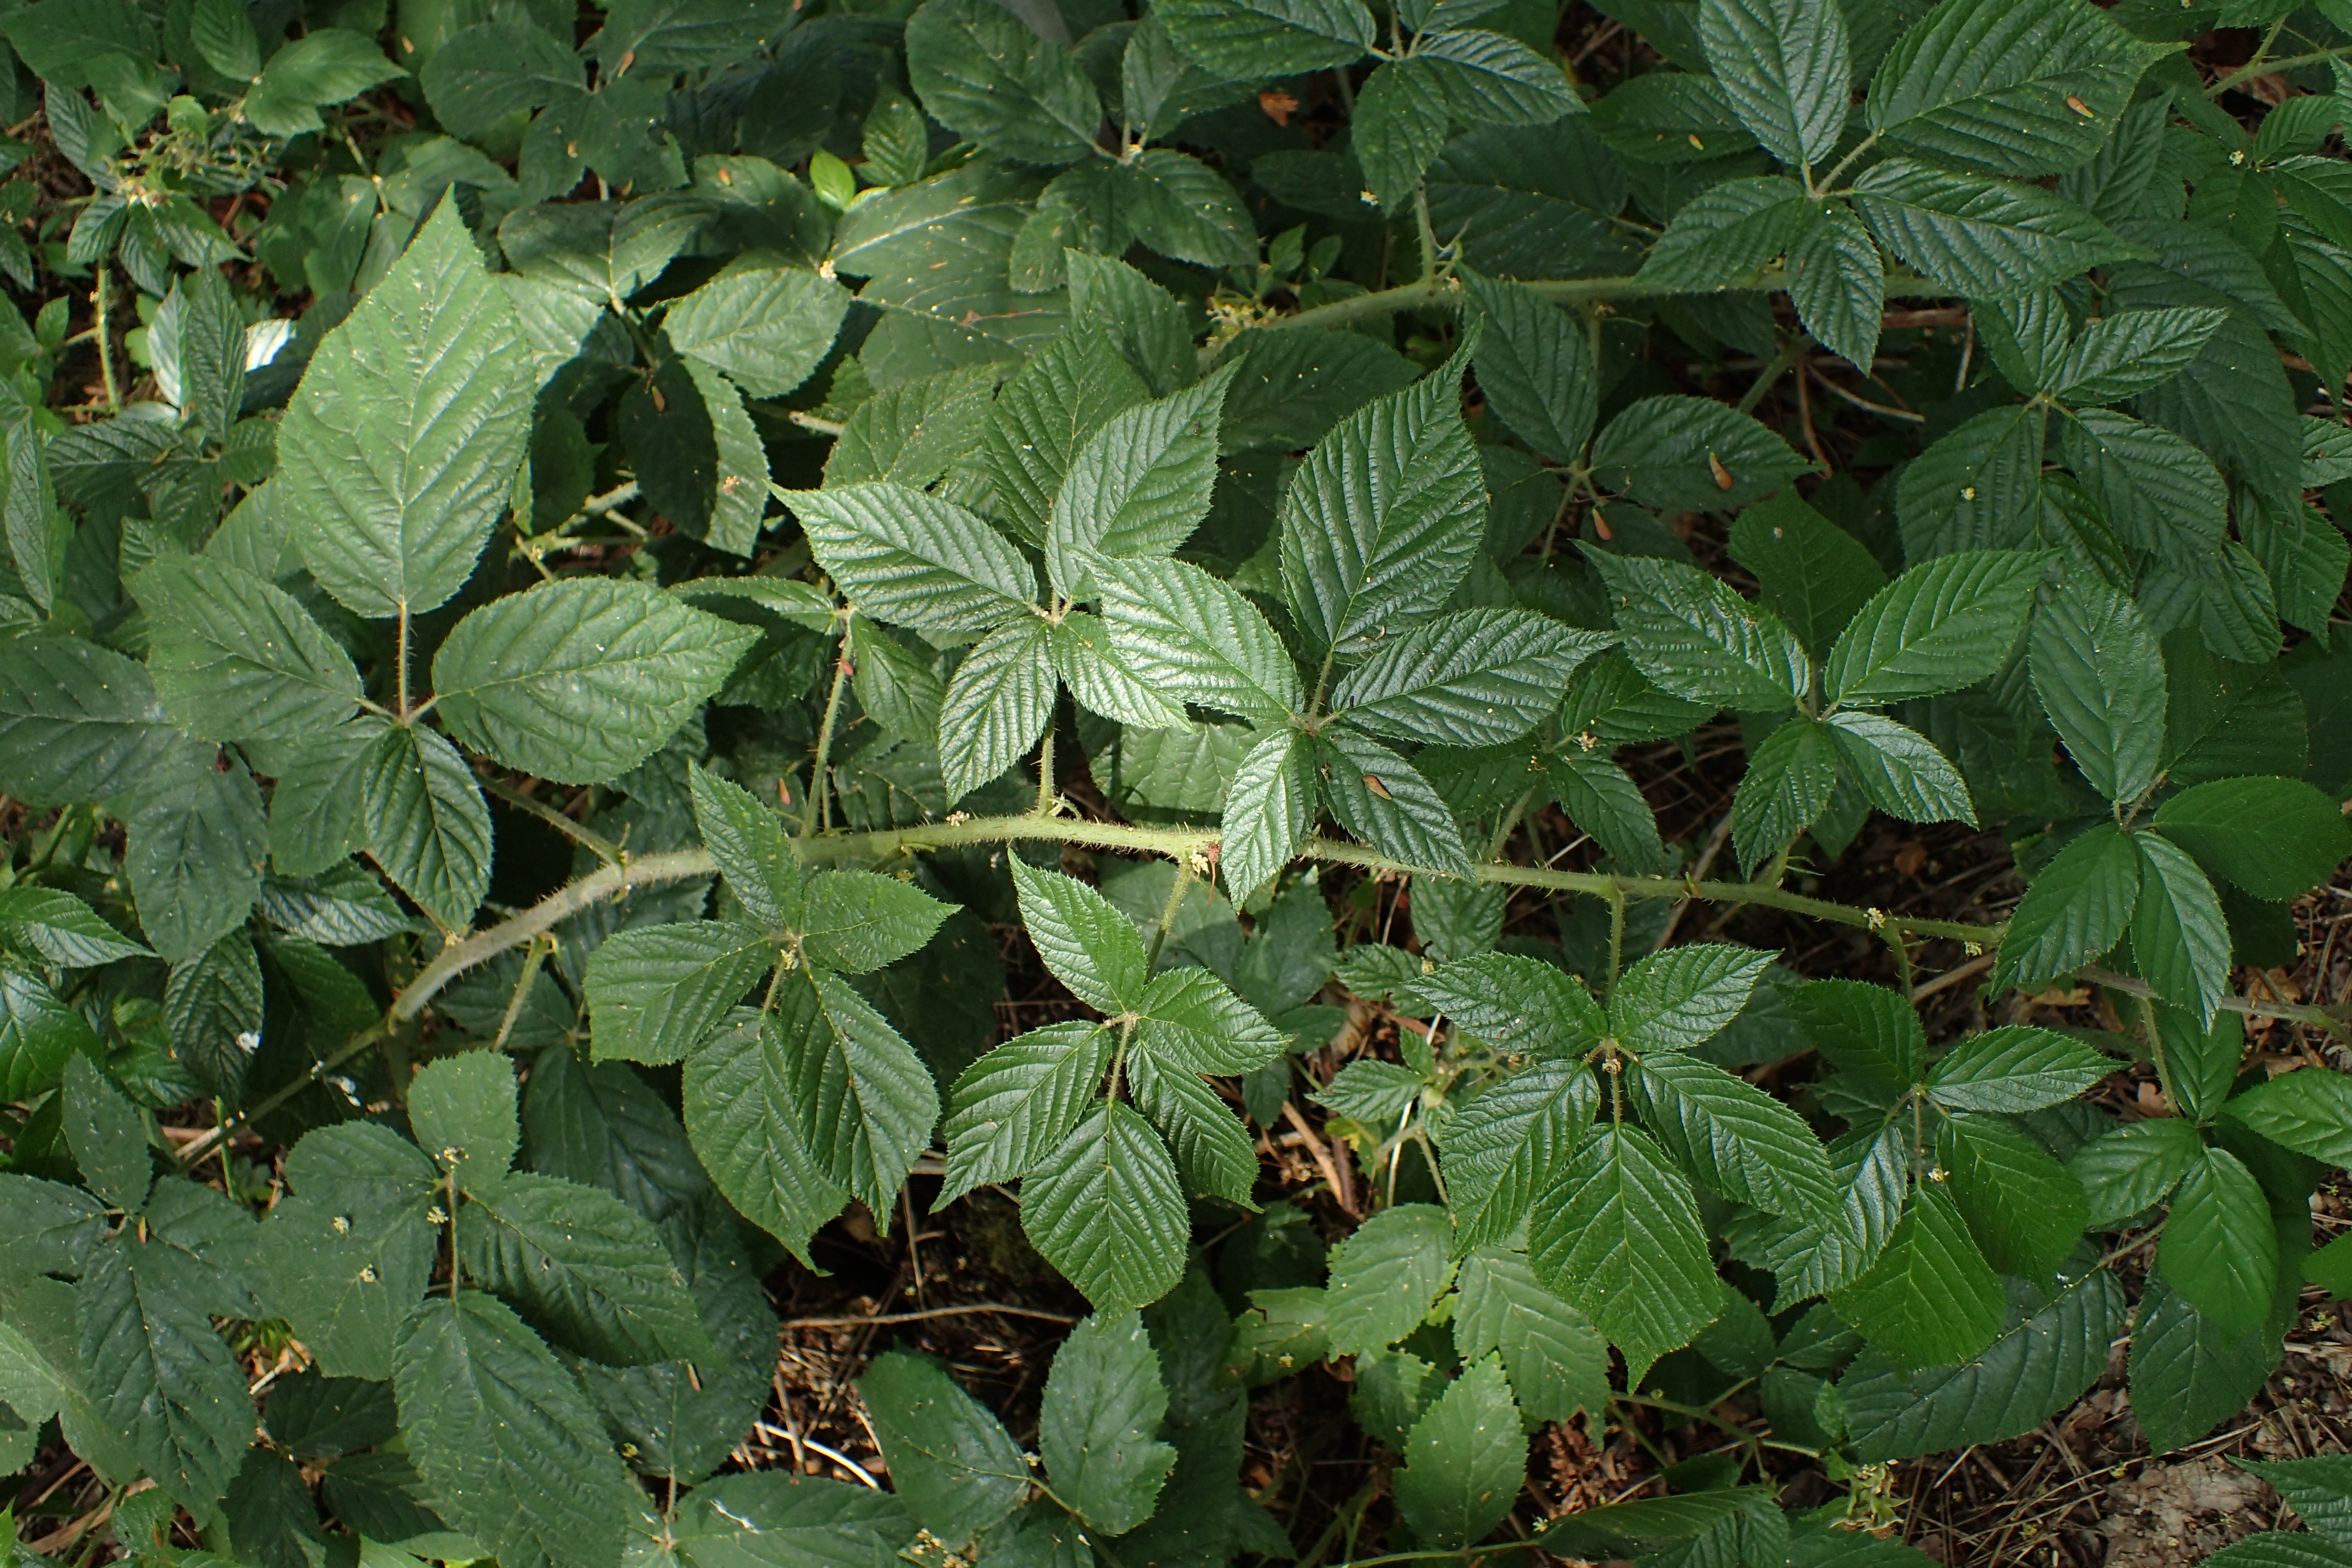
[0,0,2349,1562]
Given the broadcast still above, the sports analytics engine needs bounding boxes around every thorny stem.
[1035,724,1056,815]
[1144,861,1194,977]
[479,777,624,868]
[1261,263,1948,334]
[91,266,119,412]
[395,604,412,720]
[192,805,2349,1171]
[2209,45,2349,95]
[805,619,853,835]
[1605,885,1627,998]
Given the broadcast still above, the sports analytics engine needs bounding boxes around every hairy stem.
[1262,263,1948,334]
[479,777,623,868]
[91,266,119,412]
[805,623,852,835]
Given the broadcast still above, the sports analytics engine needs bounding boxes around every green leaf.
[1098,555,1304,724]
[1393,1354,1525,1549]
[0,1174,105,1277]
[2064,408,2228,560]
[1850,159,2133,299]
[1011,857,1149,1015]
[1461,271,1598,468]
[654,1474,916,1568]
[1865,0,2167,179]
[1040,1310,1177,1534]
[1047,364,1234,600]
[1994,822,2139,993]
[1787,978,1925,1101]
[1418,952,1606,1061]
[520,1048,709,1224]
[785,482,1038,635]
[1935,1113,2087,1279]
[2225,1070,2352,1167]
[2047,306,2227,404]
[419,22,580,141]
[1325,1203,1456,1355]
[1315,728,1473,874]
[0,960,90,1106]
[1824,549,2045,705]
[2152,776,2352,901]
[1128,1046,1260,1204]
[1546,751,1670,873]
[1787,198,1888,370]
[681,1011,846,1265]
[461,1171,713,1365]
[1021,1102,1189,1310]
[1638,175,1809,290]
[1588,393,1810,513]
[1630,1051,1841,1217]
[433,579,755,786]
[393,1291,638,1568]
[1726,492,1889,656]
[2129,1267,2279,1456]
[826,364,1001,491]
[190,0,258,81]
[1438,1059,1600,1252]
[688,763,800,930]
[1843,1267,2127,1461]
[1154,0,1374,79]
[1330,609,1610,747]
[1451,1247,1608,1424]
[860,1351,1029,1546]
[1612,942,1775,1055]
[1729,716,1840,871]
[2132,831,2233,1025]
[1218,730,1317,906]
[1829,1185,2004,1371]
[78,1234,253,1509]
[941,1021,1112,1203]
[122,748,270,966]
[63,1052,151,1214]
[1926,1025,2111,1113]
[2157,1146,2276,1340]
[662,266,850,400]
[1279,352,1485,655]
[1051,609,1188,727]
[256,1123,440,1381]
[982,328,1150,549]
[585,921,771,1067]
[0,887,147,967]
[849,618,947,744]
[904,0,1102,163]
[1119,149,1258,271]
[139,556,361,745]
[258,865,409,947]
[774,971,940,1216]
[361,722,493,934]
[409,1050,520,1180]
[163,935,261,1101]
[2070,1117,2203,1229]
[1528,1125,1720,1378]
[938,616,1055,801]
[1824,710,1976,826]
[2154,1001,2243,1126]
[242,28,404,135]
[2236,1458,2352,1552]
[1417,28,1577,124]
[2028,572,2166,803]
[1355,58,1454,212]
[1589,551,1810,714]
[1697,0,1849,170]
[797,871,954,975]
[1894,401,2045,559]
[280,205,533,621]
[1134,966,1284,1074]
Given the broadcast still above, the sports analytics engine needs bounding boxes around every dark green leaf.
[1528,1125,1719,1379]
[393,1291,638,1568]
[1040,1309,1177,1533]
